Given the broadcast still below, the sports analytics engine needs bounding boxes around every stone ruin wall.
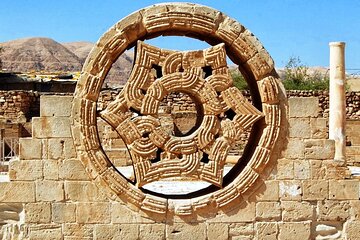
[0,95,359,239]
[2,89,360,125]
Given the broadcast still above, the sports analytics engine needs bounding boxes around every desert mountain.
[0,37,82,72]
[0,37,134,87]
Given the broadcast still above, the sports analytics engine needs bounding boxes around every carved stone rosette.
[72,3,284,216]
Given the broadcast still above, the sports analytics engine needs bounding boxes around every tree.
[282,56,329,90]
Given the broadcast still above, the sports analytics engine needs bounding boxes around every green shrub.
[282,56,329,90]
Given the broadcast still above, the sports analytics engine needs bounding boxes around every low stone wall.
[0,91,40,123]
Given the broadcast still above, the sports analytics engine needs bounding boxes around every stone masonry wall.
[0,95,359,239]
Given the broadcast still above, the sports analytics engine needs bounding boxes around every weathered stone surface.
[329,180,359,200]
[305,139,335,160]
[344,221,360,240]
[318,200,350,221]
[229,223,254,239]
[19,138,42,160]
[289,118,311,138]
[289,97,319,118]
[302,180,328,200]
[350,200,360,220]
[52,203,76,223]
[26,224,62,240]
[36,180,64,202]
[314,222,343,240]
[63,224,93,238]
[279,181,302,200]
[293,160,310,179]
[255,222,278,240]
[64,181,107,202]
[278,222,311,240]
[208,202,255,223]
[310,118,328,139]
[256,202,281,221]
[40,95,72,117]
[24,203,51,223]
[166,223,206,240]
[111,202,154,224]
[9,159,43,181]
[275,159,294,180]
[0,182,35,202]
[207,223,229,240]
[251,181,279,202]
[76,203,110,223]
[94,224,139,240]
[43,160,59,180]
[281,201,314,221]
[139,224,165,240]
[32,117,71,138]
[59,159,89,180]
[283,138,305,159]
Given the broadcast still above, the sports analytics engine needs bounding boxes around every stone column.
[329,42,346,161]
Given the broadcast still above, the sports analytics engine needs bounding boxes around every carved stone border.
[72,3,284,216]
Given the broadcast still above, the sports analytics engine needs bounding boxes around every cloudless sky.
[0,0,359,69]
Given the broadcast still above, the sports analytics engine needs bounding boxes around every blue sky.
[0,0,359,69]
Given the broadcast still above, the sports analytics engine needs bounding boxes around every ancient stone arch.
[72,3,284,216]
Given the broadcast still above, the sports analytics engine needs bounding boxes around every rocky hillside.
[0,37,134,87]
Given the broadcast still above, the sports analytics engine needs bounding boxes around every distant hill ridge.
[0,37,133,87]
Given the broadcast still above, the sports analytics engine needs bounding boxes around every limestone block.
[293,160,310,179]
[64,181,107,202]
[208,202,255,223]
[289,97,319,118]
[166,223,206,240]
[283,138,305,159]
[59,159,89,180]
[350,200,360,220]
[63,224,93,238]
[9,160,43,181]
[250,180,279,202]
[309,160,326,180]
[43,160,59,180]
[256,202,281,221]
[302,180,328,200]
[32,117,71,138]
[278,222,311,240]
[95,224,138,240]
[229,223,254,239]
[318,200,350,221]
[255,222,278,240]
[329,180,359,200]
[207,223,229,240]
[305,139,335,160]
[36,181,64,202]
[76,203,110,224]
[48,138,65,160]
[279,181,302,200]
[40,95,73,117]
[275,159,294,180]
[289,118,311,138]
[24,203,51,223]
[281,201,314,221]
[19,138,42,160]
[139,224,165,240]
[26,224,62,240]
[0,182,35,202]
[310,118,328,139]
[111,202,154,224]
[52,203,76,223]
[344,221,360,240]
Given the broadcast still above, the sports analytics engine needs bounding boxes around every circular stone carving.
[72,3,284,216]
